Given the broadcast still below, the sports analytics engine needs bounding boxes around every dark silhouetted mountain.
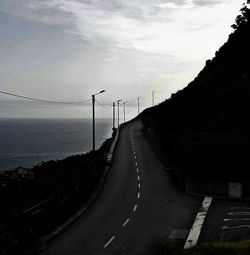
[141,2,250,180]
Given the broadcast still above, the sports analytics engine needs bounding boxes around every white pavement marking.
[134,155,137,160]
[133,204,137,212]
[224,218,250,222]
[135,162,138,166]
[184,196,213,249]
[230,207,250,210]
[137,193,140,199]
[104,236,115,248]
[123,218,130,227]
[228,212,250,216]
[136,168,139,173]
[137,176,140,181]
[138,183,141,189]
[222,225,250,230]
[134,151,136,155]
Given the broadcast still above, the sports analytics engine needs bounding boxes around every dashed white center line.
[104,126,141,250]
[133,204,137,212]
[122,218,130,227]
[104,126,142,248]
[104,235,115,248]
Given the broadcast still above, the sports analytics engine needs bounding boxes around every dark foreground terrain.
[0,134,114,254]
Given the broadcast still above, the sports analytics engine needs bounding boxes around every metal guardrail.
[23,197,54,215]
[106,126,122,165]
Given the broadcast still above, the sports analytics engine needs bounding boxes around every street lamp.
[92,90,105,151]
[117,99,122,126]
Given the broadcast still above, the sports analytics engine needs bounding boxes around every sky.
[0,0,244,119]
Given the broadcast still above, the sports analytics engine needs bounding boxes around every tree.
[231,1,250,29]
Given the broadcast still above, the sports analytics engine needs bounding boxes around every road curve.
[43,120,202,254]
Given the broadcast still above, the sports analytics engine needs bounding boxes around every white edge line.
[104,235,115,248]
[123,218,130,227]
[184,196,213,249]
[228,212,250,216]
[230,207,250,210]
[224,218,250,221]
[222,225,250,230]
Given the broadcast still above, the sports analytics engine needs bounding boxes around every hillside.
[141,2,250,180]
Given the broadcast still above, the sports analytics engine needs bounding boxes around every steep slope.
[141,2,250,180]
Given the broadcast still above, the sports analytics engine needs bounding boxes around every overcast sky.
[0,0,244,119]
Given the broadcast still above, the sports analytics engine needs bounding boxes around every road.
[43,120,203,254]
[199,198,250,243]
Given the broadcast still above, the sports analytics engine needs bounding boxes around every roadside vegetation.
[0,132,115,254]
[141,1,250,182]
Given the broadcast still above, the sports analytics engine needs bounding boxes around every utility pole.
[137,97,140,115]
[117,99,122,126]
[92,95,95,152]
[123,101,126,122]
[152,91,155,106]
[92,90,105,151]
[112,102,115,130]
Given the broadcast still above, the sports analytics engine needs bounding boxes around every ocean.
[0,118,113,171]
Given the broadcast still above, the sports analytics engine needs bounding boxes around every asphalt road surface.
[43,120,202,254]
[199,198,250,243]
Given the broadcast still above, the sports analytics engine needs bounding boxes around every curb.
[40,125,123,243]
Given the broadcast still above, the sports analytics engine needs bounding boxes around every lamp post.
[117,99,122,126]
[92,90,105,151]
[123,101,127,122]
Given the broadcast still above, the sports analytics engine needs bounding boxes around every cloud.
[0,0,72,25]
[0,0,245,118]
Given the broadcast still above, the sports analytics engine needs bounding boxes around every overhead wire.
[95,99,113,110]
[0,89,92,105]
